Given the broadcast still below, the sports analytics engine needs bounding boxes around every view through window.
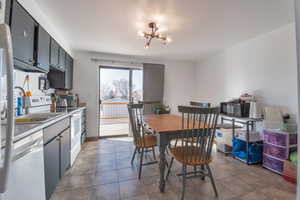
[99,67,143,137]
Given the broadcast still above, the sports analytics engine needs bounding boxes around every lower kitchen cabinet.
[44,136,60,200]
[60,128,71,176]
[43,118,71,200]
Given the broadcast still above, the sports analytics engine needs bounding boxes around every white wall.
[195,23,298,117]
[163,61,197,114]
[73,51,197,137]
[14,70,52,96]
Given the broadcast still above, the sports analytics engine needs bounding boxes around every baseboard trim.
[99,134,129,139]
[85,136,100,142]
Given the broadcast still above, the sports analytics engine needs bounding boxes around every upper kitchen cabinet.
[48,54,73,90]
[36,25,50,72]
[65,54,73,90]
[5,0,12,24]
[10,0,37,71]
[8,0,70,73]
[59,47,66,71]
[50,39,66,72]
[50,37,60,70]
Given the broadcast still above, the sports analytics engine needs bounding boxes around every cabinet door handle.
[28,59,35,63]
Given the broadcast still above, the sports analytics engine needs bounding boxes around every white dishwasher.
[2,130,46,200]
[70,112,82,166]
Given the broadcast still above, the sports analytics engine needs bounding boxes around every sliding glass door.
[99,66,142,137]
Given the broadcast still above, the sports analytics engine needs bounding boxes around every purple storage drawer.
[263,143,297,160]
[264,130,297,147]
[263,154,284,174]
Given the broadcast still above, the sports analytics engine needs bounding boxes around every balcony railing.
[100,102,129,120]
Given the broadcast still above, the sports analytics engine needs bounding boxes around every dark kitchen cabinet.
[60,128,71,176]
[59,47,66,71]
[48,54,73,90]
[44,118,70,200]
[5,0,12,24]
[65,54,73,89]
[10,0,37,71]
[44,136,60,200]
[36,25,50,72]
[50,38,59,70]
[7,0,70,73]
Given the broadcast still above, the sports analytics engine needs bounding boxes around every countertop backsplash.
[14,69,54,96]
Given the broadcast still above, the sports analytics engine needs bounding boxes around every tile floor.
[50,137,296,200]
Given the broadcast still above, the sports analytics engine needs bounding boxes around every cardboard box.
[283,160,297,184]
[215,129,234,146]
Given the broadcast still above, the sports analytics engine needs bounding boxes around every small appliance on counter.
[56,94,79,109]
[220,93,260,119]
[220,101,250,118]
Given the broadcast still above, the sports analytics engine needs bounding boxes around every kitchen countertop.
[1,107,86,146]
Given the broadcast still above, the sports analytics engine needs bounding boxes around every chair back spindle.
[139,100,161,114]
[174,106,219,165]
[128,103,146,147]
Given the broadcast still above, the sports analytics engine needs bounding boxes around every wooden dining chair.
[138,100,161,114]
[166,106,220,200]
[127,103,158,179]
[190,101,211,107]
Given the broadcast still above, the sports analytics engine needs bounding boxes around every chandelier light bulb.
[139,22,171,48]
[138,30,144,37]
[166,37,172,43]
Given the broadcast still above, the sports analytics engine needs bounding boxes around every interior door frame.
[98,66,142,138]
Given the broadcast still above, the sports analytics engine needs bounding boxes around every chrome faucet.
[14,86,26,97]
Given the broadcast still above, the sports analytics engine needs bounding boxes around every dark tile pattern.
[51,137,296,200]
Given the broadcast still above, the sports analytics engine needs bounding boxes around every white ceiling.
[34,0,295,61]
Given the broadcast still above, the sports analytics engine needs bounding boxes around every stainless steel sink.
[14,113,64,124]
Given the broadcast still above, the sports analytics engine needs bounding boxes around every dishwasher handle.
[13,137,43,161]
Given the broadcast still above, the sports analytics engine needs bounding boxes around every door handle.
[0,24,15,193]
[13,137,42,161]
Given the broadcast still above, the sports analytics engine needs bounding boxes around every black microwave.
[220,102,250,118]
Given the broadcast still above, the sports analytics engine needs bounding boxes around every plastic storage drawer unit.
[264,130,297,147]
[263,154,284,174]
[263,143,297,160]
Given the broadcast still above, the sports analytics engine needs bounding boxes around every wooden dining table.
[143,114,206,193]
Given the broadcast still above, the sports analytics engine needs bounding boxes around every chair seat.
[170,147,212,166]
[136,135,157,148]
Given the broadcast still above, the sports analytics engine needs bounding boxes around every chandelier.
[138,22,172,49]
